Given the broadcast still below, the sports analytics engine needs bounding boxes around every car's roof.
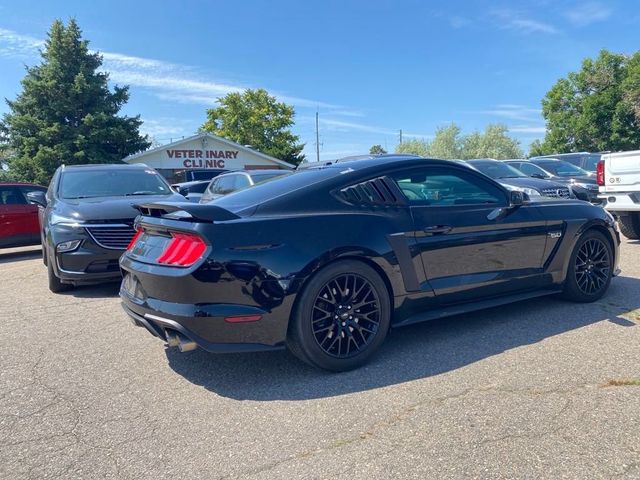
[61,163,150,171]
[171,179,210,187]
[302,154,458,172]
[465,158,501,163]
[0,181,45,187]
[529,158,566,163]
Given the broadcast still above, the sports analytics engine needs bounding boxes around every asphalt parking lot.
[1,240,639,479]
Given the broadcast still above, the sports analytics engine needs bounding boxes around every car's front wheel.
[288,260,391,371]
[562,230,613,302]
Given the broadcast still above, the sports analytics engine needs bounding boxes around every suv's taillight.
[156,232,207,267]
[596,160,605,186]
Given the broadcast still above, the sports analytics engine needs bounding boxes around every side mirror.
[26,190,47,207]
[509,190,524,206]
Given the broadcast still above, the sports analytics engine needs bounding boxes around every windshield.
[468,161,526,179]
[59,168,172,199]
[535,160,588,177]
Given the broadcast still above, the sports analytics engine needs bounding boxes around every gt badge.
[548,231,562,239]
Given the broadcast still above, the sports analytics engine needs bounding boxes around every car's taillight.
[126,229,143,251]
[156,232,207,267]
[596,160,605,186]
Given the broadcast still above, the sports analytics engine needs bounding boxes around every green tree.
[369,144,387,155]
[201,88,305,165]
[0,145,17,181]
[396,123,522,159]
[536,49,640,154]
[0,19,150,185]
[462,124,523,159]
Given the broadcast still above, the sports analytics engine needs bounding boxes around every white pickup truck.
[598,150,640,239]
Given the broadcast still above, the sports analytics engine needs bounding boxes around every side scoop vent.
[339,176,406,206]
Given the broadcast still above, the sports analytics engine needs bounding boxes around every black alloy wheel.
[288,260,391,371]
[311,273,381,358]
[563,230,613,302]
[574,237,610,295]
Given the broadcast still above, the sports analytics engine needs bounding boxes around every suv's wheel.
[288,260,391,371]
[562,230,613,302]
[46,250,71,293]
[617,213,640,240]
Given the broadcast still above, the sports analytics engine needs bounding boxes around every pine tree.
[0,19,150,184]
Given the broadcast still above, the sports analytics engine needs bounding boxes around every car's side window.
[216,175,236,194]
[233,175,251,190]
[391,168,506,206]
[0,186,28,205]
[519,164,538,176]
[208,179,220,194]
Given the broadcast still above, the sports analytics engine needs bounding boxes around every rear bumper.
[599,192,640,212]
[119,274,291,353]
[121,303,284,353]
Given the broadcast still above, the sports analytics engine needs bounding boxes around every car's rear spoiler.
[135,202,240,222]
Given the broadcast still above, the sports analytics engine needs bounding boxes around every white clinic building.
[123,132,294,183]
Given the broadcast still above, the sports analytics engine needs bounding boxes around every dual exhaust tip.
[165,329,197,352]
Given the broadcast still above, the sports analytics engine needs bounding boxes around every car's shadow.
[0,247,42,264]
[165,276,639,401]
[63,281,121,298]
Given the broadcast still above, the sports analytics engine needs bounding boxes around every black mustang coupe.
[120,155,620,371]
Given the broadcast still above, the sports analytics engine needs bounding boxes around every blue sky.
[0,0,638,160]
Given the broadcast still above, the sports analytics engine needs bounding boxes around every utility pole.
[315,110,320,162]
[399,129,403,145]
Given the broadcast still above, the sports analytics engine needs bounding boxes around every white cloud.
[0,27,349,113]
[492,10,559,34]
[139,118,197,139]
[0,28,43,58]
[564,2,612,27]
[449,16,472,29]
[471,104,543,122]
[508,125,546,134]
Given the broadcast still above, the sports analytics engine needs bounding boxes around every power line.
[315,110,320,163]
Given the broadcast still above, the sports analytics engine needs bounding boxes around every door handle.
[423,225,452,235]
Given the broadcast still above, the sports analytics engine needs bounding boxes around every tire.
[617,213,640,240]
[47,250,71,293]
[562,230,613,302]
[287,260,391,372]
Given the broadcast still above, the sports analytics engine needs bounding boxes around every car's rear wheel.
[562,230,613,302]
[617,212,640,240]
[46,250,71,293]
[288,260,391,371]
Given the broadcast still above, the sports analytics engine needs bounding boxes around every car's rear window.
[213,168,339,210]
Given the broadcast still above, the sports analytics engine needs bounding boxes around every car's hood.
[498,177,568,190]
[568,175,597,185]
[56,194,184,222]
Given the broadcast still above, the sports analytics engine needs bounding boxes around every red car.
[0,182,47,248]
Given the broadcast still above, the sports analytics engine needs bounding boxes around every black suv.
[31,164,183,292]
[507,159,600,204]
[461,159,572,199]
